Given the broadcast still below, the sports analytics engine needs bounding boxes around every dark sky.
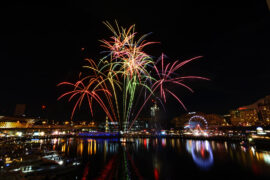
[0,1,269,120]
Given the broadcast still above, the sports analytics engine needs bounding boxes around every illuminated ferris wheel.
[188,115,208,134]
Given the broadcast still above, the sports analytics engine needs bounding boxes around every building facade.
[229,95,270,126]
[230,108,259,126]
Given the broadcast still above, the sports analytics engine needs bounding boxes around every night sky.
[0,1,269,121]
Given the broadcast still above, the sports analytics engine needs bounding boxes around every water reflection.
[77,139,83,157]
[2,138,270,179]
[263,153,270,165]
[186,140,214,170]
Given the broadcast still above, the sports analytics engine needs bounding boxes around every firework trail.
[57,76,114,122]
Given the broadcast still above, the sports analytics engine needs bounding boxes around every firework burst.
[58,21,209,130]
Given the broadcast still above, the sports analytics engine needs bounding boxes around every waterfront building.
[257,96,270,125]
[171,113,191,129]
[230,108,259,126]
[223,114,231,125]
[230,95,270,126]
[258,104,270,125]
[128,118,148,131]
[206,114,228,127]
[0,116,37,128]
[99,118,119,132]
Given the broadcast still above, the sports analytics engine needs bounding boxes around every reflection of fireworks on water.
[58,21,209,129]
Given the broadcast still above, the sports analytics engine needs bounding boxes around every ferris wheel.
[188,115,208,135]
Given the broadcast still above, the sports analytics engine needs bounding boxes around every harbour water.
[1,137,270,179]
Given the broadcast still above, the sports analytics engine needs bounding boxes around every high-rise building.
[257,96,270,125]
[230,108,259,126]
[150,102,160,129]
[258,104,270,125]
[230,96,270,126]
[230,95,270,126]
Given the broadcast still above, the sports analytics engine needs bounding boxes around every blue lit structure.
[78,132,120,137]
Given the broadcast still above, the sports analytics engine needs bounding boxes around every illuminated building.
[138,117,151,129]
[105,116,109,132]
[230,95,270,126]
[99,118,119,132]
[150,102,160,130]
[223,114,231,125]
[171,115,189,128]
[206,114,228,127]
[230,108,259,126]
[258,104,270,125]
[0,116,36,128]
[150,102,159,117]
[256,96,270,125]
[229,110,240,126]
[128,118,148,131]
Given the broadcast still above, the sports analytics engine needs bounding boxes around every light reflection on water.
[186,140,214,170]
[50,138,270,178]
[2,138,270,179]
